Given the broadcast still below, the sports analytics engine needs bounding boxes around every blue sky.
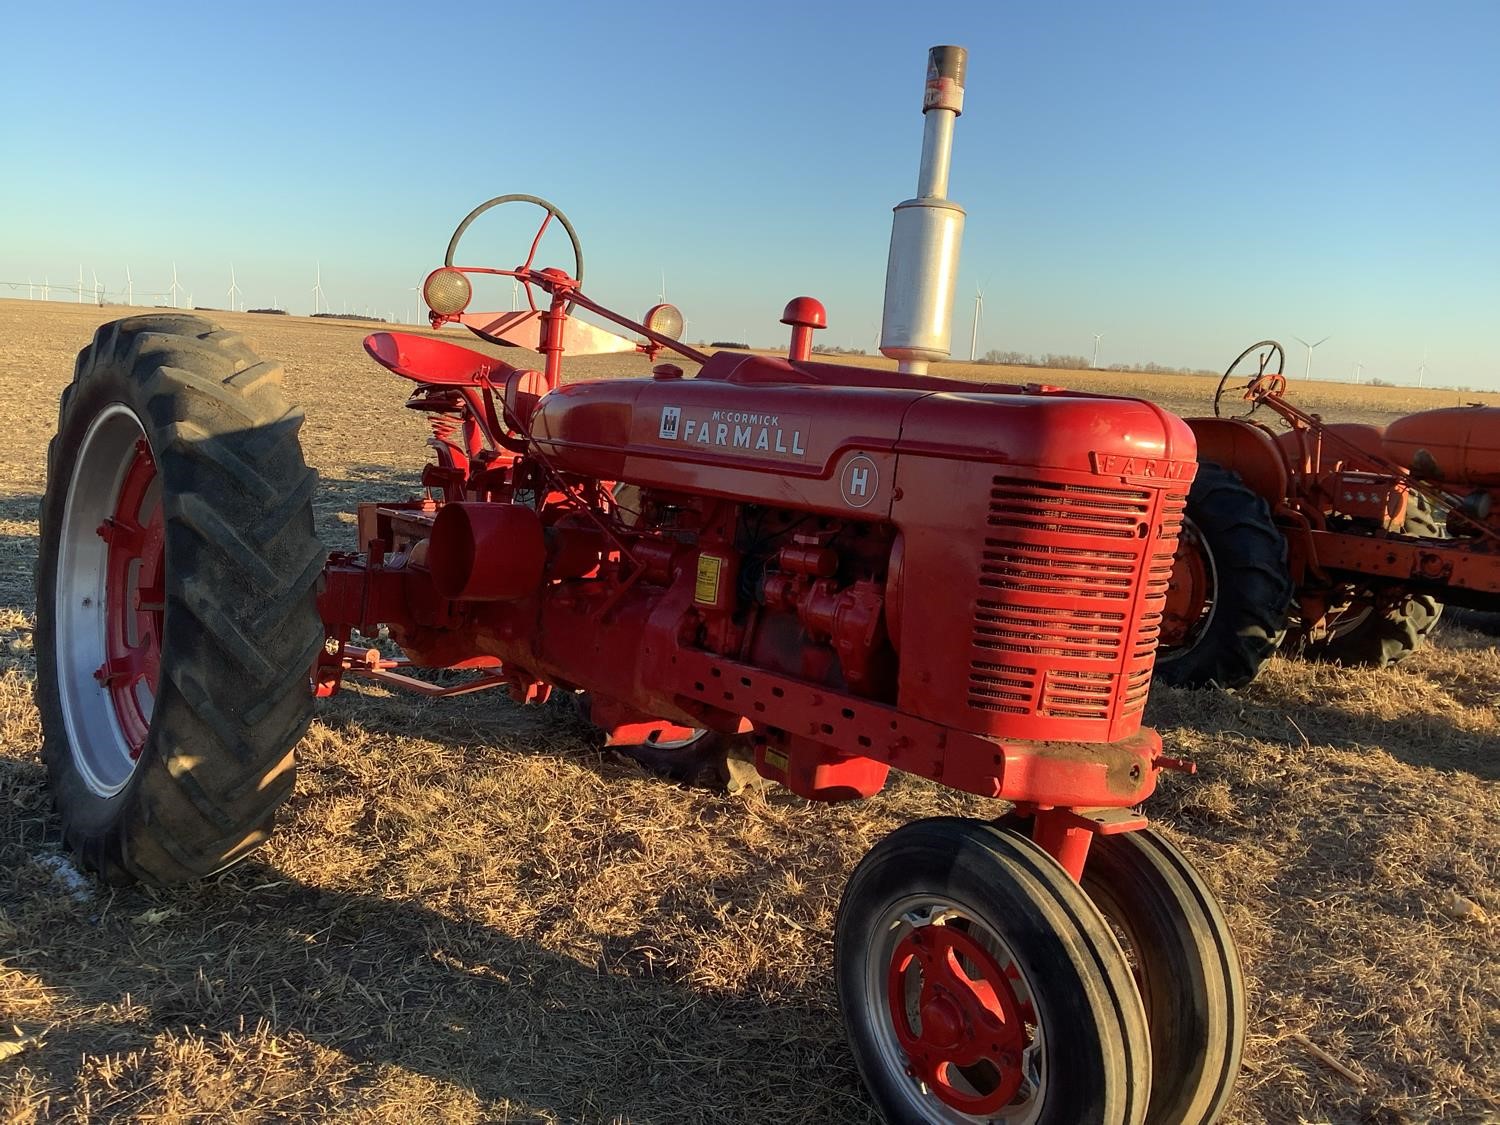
[2,1,1496,387]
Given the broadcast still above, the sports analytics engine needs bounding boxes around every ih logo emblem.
[659,406,682,440]
[840,454,878,508]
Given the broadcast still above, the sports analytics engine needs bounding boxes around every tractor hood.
[529,370,1196,519]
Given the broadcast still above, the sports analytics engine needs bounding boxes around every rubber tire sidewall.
[1080,830,1245,1125]
[836,817,1151,1125]
[1155,462,1292,689]
[35,316,322,885]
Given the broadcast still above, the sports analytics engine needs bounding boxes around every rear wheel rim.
[1160,519,1217,655]
[55,404,164,797]
[868,894,1046,1122]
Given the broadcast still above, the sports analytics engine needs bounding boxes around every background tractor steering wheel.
[445,193,585,314]
[1214,339,1287,419]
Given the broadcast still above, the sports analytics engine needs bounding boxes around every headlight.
[423,268,472,316]
[643,303,685,340]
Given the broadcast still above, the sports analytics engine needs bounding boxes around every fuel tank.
[1383,406,1500,486]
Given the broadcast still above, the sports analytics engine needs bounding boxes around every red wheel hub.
[94,438,163,757]
[887,922,1032,1114]
[1161,521,1212,648]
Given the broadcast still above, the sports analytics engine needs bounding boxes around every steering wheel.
[444,194,585,314]
[1214,340,1287,419]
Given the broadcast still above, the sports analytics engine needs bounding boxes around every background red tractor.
[34,48,1245,1123]
[1158,339,1500,688]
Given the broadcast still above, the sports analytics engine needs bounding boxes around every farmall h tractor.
[35,48,1244,1123]
[1158,339,1500,689]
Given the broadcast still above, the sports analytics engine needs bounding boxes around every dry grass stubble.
[0,301,1496,1122]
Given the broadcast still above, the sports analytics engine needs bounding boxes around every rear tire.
[1155,463,1292,689]
[35,315,324,885]
[1301,496,1444,668]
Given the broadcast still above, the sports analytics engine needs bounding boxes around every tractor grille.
[967,477,1186,724]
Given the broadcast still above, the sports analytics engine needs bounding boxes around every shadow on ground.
[0,750,873,1123]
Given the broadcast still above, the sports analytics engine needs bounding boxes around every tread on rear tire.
[1155,462,1292,689]
[35,314,323,885]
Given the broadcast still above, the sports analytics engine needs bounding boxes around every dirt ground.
[0,299,1496,1123]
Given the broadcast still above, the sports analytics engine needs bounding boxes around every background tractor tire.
[1302,495,1444,668]
[1155,462,1293,689]
[35,315,324,885]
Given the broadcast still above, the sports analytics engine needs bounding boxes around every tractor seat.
[364,331,519,386]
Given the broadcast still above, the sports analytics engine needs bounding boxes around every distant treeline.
[974,349,1219,376]
[248,308,288,316]
[709,341,749,350]
[803,343,1223,375]
[311,312,388,322]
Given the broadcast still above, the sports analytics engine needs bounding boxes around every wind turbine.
[311,262,327,315]
[27,276,34,300]
[42,276,49,301]
[76,264,84,304]
[168,263,186,308]
[1353,360,1363,384]
[1292,334,1330,380]
[1092,333,1103,369]
[1418,345,1428,388]
[968,286,983,362]
[658,268,667,305]
[227,264,243,312]
[124,265,133,307]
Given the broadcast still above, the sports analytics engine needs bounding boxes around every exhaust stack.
[879,45,967,376]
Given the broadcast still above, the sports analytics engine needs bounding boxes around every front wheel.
[35,315,325,884]
[1078,830,1245,1125]
[991,817,1245,1124]
[836,817,1151,1123]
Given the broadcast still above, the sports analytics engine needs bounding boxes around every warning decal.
[695,553,724,605]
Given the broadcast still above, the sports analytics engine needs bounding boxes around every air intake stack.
[879,45,967,375]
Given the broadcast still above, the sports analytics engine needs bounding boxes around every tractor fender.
[1184,417,1288,505]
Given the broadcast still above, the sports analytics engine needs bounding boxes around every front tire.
[35,315,324,884]
[836,817,1152,1123]
[1078,830,1245,1125]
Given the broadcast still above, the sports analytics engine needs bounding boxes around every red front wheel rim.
[867,897,1045,1120]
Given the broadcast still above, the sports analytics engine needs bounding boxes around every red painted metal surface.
[887,922,1028,1113]
[781,296,827,362]
[1385,405,1500,486]
[319,318,1194,816]
[365,332,517,387]
[317,221,1218,895]
[96,438,163,758]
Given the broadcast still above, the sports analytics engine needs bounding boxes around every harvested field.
[0,299,1496,1123]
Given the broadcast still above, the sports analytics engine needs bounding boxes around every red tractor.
[34,48,1244,1123]
[1158,339,1500,688]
